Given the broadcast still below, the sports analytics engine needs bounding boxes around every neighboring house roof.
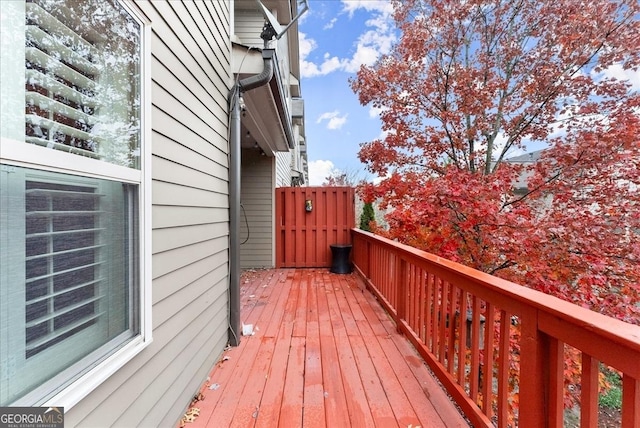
[504,149,546,192]
[504,149,545,164]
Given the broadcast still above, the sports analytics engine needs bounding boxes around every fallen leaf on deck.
[180,407,200,425]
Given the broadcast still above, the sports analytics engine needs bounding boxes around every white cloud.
[378,128,392,141]
[368,105,389,118]
[342,43,379,73]
[300,1,396,78]
[299,33,345,78]
[299,32,315,58]
[372,170,391,185]
[318,55,343,74]
[341,0,394,17]
[328,115,348,130]
[299,32,321,78]
[316,111,337,123]
[308,159,336,185]
[340,1,396,72]
[369,106,382,118]
[324,17,337,30]
[591,64,640,91]
[317,110,348,130]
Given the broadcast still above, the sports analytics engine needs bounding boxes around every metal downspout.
[228,49,274,346]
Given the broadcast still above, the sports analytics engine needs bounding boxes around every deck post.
[518,306,546,426]
[545,335,565,428]
[396,256,407,333]
[622,375,640,427]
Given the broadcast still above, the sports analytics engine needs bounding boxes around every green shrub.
[359,202,375,231]
[599,367,622,409]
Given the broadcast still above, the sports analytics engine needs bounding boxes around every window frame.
[0,0,152,410]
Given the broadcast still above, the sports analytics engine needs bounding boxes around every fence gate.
[276,186,355,268]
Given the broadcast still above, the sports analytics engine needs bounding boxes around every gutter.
[268,67,296,149]
[228,49,274,346]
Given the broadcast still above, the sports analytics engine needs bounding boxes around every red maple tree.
[351,0,640,324]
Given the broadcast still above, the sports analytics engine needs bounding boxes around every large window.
[0,0,149,406]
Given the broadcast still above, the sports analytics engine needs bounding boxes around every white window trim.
[1,139,141,184]
[0,0,152,411]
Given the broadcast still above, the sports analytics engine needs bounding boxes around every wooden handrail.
[351,228,640,427]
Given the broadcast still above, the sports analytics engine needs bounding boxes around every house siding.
[64,1,232,426]
[240,149,275,268]
[234,8,265,47]
[275,151,292,187]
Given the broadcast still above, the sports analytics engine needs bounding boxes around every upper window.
[22,0,141,167]
[0,0,148,406]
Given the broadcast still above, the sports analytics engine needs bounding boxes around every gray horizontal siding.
[152,113,227,171]
[152,223,229,254]
[152,237,229,279]
[240,149,274,268]
[153,206,230,229]
[149,157,226,187]
[65,1,232,426]
[234,9,264,47]
[152,181,229,208]
[275,151,292,187]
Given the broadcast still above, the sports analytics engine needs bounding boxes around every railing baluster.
[439,279,448,365]
[418,268,426,343]
[580,353,599,428]
[482,303,495,419]
[622,375,639,427]
[448,284,459,375]
[366,239,371,277]
[426,272,434,352]
[458,290,468,385]
[497,310,511,428]
[470,296,481,404]
[395,255,407,333]
[410,264,417,332]
[547,337,565,428]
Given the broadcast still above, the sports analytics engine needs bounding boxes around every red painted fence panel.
[276,187,355,268]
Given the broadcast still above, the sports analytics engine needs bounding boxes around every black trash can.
[330,244,352,274]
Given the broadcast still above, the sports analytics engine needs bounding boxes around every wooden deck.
[183,268,469,428]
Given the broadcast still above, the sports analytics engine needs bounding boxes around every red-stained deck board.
[325,275,376,427]
[364,278,471,427]
[292,272,308,338]
[302,275,326,428]
[279,335,306,427]
[230,272,294,427]
[198,270,286,427]
[349,279,444,426]
[316,273,350,426]
[185,269,469,428]
[192,269,281,426]
[254,271,299,428]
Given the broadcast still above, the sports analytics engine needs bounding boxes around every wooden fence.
[352,228,640,427]
[276,187,355,268]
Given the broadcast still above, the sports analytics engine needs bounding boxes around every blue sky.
[298,0,640,186]
[299,0,396,185]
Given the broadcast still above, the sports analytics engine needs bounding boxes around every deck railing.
[351,229,640,427]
